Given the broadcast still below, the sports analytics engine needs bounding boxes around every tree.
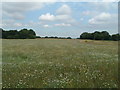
[111,34,120,41]
[19,29,36,39]
[80,32,92,39]
[80,31,117,41]
[92,31,102,40]
[29,29,36,36]
[67,37,72,39]
[0,28,3,38]
[45,36,48,38]
[101,31,111,40]
[54,36,58,39]
[1,28,36,39]
[36,36,41,38]
[19,29,29,39]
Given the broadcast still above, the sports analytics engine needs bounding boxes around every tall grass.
[2,39,118,88]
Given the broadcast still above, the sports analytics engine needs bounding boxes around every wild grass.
[2,39,118,88]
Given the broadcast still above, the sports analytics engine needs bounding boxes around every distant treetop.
[80,31,120,41]
[2,28,36,39]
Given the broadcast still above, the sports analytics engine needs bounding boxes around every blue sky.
[1,2,118,38]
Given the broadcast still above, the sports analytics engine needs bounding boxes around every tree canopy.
[0,28,119,41]
[2,28,36,39]
[80,31,120,41]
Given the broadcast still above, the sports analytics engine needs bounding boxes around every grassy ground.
[2,39,118,88]
[0,39,2,89]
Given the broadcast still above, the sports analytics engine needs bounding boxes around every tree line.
[37,36,72,39]
[0,28,72,39]
[80,31,120,41]
[1,28,36,39]
[0,28,119,41]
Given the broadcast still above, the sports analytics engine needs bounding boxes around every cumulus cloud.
[54,23,71,27]
[1,0,119,2]
[2,2,44,20]
[88,12,112,24]
[43,24,51,28]
[56,4,71,15]
[88,12,118,30]
[3,11,25,19]
[56,15,71,20]
[39,13,75,23]
[87,2,117,12]
[38,4,75,28]
[82,11,99,16]
[14,23,22,27]
[2,0,57,2]
[3,19,15,23]
[104,0,119,1]
[39,13,55,21]
[2,19,15,27]
[38,4,75,24]
[2,19,33,28]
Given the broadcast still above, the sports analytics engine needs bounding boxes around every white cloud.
[88,12,118,31]
[2,0,57,2]
[3,11,25,19]
[56,4,71,15]
[102,0,118,2]
[2,2,44,20]
[88,12,112,24]
[55,15,75,23]
[2,19,28,28]
[2,22,23,28]
[2,19,15,24]
[1,0,119,2]
[39,13,75,23]
[82,11,99,16]
[39,4,73,22]
[39,13,55,21]
[87,2,118,12]
[14,23,22,27]
[2,19,15,27]
[43,24,51,28]
[56,15,70,20]
[54,23,71,27]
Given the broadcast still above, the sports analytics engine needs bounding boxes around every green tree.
[19,29,36,39]
[111,34,120,41]
[93,31,102,40]
[67,37,72,39]
[101,31,111,40]
[80,32,92,39]
[1,28,37,39]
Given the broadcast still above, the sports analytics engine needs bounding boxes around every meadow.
[2,39,118,88]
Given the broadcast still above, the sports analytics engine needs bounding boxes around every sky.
[0,1,118,38]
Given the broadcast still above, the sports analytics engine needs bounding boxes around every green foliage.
[67,37,72,39]
[1,28,119,41]
[2,28,36,39]
[45,36,48,38]
[80,32,93,39]
[93,31,104,40]
[101,31,111,40]
[36,36,41,38]
[80,31,118,41]
[111,34,120,41]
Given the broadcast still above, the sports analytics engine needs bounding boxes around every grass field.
[2,39,118,88]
